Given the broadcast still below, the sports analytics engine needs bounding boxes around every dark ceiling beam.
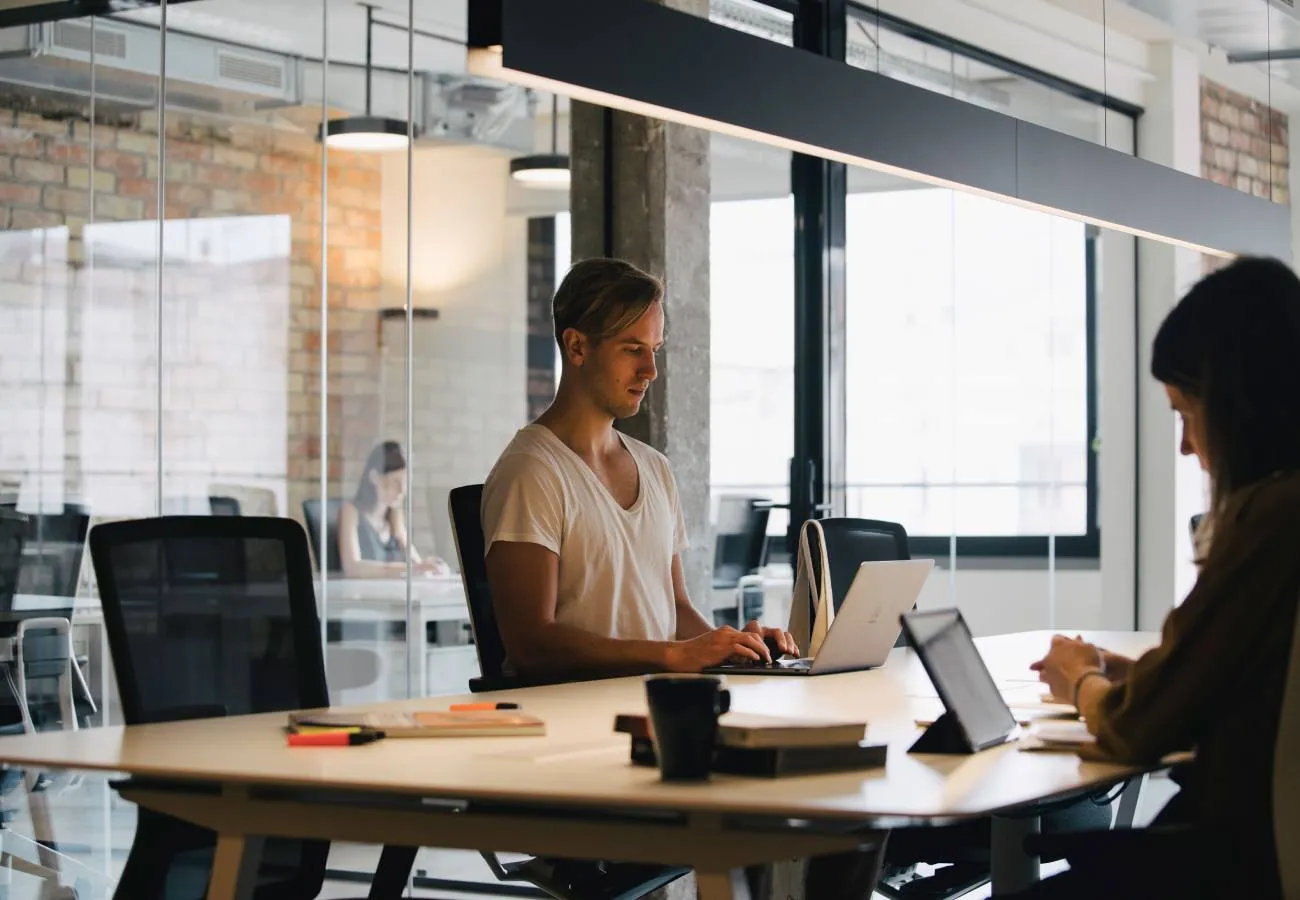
[470,0,1291,259]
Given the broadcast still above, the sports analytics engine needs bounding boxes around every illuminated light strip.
[468,0,1291,260]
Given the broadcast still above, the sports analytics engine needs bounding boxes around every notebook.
[288,709,546,738]
[614,712,868,749]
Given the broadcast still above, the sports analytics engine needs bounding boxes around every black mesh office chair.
[447,485,689,900]
[89,516,415,900]
[302,498,344,574]
[447,486,510,694]
[798,517,1115,898]
[711,496,770,629]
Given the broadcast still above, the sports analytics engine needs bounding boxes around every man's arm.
[487,541,769,677]
[672,554,713,640]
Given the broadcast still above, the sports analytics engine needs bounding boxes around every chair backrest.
[803,517,912,647]
[807,517,910,610]
[89,516,329,725]
[448,484,508,679]
[209,495,242,517]
[89,515,329,898]
[0,509,26,609]
[209,483,278,518]
[1275,591,1300,898]
[712,496,771,589]
[2,505,90,598]
[301,497,344,574]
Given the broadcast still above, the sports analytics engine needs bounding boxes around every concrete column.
[1136,42,1204,629]
[569,0,713,610]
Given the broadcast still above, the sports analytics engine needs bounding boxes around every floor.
[0,767,1180,899]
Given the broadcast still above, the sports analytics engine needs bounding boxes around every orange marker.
[288,730,385,747]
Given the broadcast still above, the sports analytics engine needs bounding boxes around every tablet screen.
[903,609,1017,750]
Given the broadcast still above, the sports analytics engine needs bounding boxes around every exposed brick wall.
[1201,77,1289,205]
[0,96,382,529]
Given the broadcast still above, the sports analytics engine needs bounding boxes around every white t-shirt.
[481,424,688,648]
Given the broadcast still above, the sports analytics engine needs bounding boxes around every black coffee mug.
[645,675,731,781]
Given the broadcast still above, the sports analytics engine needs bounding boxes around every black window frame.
[786,3,1138,560]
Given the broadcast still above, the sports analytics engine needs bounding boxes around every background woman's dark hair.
[1151,256,1300,515]
[354,441,406,513]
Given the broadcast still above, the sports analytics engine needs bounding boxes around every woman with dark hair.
[337,441,448,578]
[1026,256,1300,898]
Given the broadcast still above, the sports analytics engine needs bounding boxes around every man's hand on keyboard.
[663,626,771,672]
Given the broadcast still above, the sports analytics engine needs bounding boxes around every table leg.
[1113,775,1145,828]
[990,814,1040,896]
[205,833,263,900]
[697,869,754,900]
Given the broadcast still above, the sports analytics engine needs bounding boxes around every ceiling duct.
[0,16,534,154]
[423,74,529,147]
[0,17,302,116]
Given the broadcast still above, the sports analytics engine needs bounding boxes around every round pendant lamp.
[319,4,418,151]
[512,95,569,189]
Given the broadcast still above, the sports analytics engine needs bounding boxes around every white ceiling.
[1121,0,1300,55]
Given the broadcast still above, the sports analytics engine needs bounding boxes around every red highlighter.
[287,730,385,747]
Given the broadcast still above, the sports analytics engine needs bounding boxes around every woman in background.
[337,441,448,578]
[1028,256,1300,899]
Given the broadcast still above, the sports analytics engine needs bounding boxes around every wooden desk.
[0,630,1160,900]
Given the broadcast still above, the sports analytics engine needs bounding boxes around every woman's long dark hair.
[1151,256,1300,517]
[354,441,406,515]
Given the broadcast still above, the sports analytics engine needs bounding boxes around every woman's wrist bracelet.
[1072,669,1109,710]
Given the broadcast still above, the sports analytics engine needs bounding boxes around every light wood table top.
[0,629,1158,827]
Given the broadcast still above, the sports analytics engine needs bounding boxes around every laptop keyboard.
[726,657,813,670]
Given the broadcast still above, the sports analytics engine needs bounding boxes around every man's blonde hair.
[553,257,663,350]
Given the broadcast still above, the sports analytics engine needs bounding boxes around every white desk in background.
[315,576,474,698]
[709,568,794,629]
[0,630,1162,900]
[10,577,477,704]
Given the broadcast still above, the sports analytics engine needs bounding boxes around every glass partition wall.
[0,0,1283,894]
[0,0,529,892]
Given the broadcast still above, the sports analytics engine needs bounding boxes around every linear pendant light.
[467,0,1290,260]
[511,94,570,189]
[320,4,417,152]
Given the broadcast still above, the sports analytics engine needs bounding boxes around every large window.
[844,187,1096,556]
[710,190,794,539]
[833,8,1134,557]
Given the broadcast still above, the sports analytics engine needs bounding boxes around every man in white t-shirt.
[482,257,887,900]
[482,257,797,678]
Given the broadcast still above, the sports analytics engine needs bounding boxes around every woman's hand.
[1030,634,1105,703]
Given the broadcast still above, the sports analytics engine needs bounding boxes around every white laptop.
[705,558,934,676]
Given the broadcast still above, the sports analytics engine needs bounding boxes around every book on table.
[289,709,546,738]
[613,712,885,777]
[716,712,869,749]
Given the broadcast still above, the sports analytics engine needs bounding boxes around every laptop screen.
[903,609,1017,751]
